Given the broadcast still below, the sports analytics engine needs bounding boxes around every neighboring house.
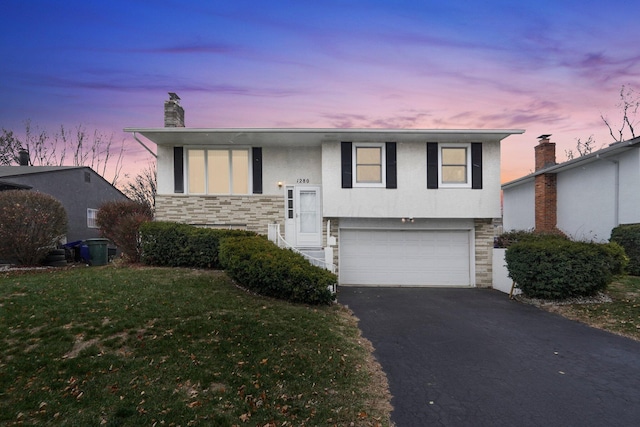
[502,134,640,242]
[0,165,129,242]
[126,93,523,287]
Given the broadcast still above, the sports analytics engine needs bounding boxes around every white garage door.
[340,229,471,286]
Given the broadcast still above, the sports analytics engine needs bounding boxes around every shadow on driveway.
[339,287,640,427]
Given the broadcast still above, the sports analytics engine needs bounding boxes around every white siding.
[502,180,535,231]
[322,140,503,218]
[262,146,322,195]
[618,150,640,226]
[557,160,617,241]
[558,150,640,242]
[157,145,175,195]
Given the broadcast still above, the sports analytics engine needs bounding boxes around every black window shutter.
[426,142,438,189]
[252,147,263,194]
[471,143,483,189]
[174,147,184,193]
[385,142,397,189]
[341,142,353,188]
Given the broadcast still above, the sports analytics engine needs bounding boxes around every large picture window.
[188,149,249,194]
[353,143,385,187]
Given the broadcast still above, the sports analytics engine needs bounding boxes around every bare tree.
[120,162,157,214]
[0,120,124,185]
[0,129,22,165]
[601,84,638,142]
[565,135,597,160]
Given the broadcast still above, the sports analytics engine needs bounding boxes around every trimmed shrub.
[96,200,153,263]
[505,238,627,300]
[219,235,336,305]
[495,229,569,248]
[611,224,640,276]
[0,190,68,265]
[139,221,256,268]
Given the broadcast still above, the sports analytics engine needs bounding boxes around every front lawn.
[542,276,640,341]
[0,266,391,426]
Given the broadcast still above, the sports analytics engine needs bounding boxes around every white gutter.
[133,132,157,158]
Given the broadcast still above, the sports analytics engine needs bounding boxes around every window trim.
[185,147,252,195]
[87,208,99,229]
[438,143,472,188]
[352,142,386,188]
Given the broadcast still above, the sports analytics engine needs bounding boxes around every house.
[126,93,524,287]
[502,134,640,242]
[0,164,129,242]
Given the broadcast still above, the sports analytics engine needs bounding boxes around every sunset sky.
[1,0,638,184]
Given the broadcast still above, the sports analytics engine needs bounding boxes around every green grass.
[0,266,391,426]
[547,276,640,341]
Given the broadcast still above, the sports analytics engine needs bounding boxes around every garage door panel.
[340,229,471,286]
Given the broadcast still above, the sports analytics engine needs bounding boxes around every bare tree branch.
[119,162,156,214]
[0,120,126,184]
[602,85,639,142]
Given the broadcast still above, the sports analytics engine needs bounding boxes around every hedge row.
[140,221,335,305]
[610,224,640,276]
[505,236,627,300]
[219,235,336,305]
[139,221,256,268]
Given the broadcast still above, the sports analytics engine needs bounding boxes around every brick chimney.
[534,134,557,232]
[164,92,185,127]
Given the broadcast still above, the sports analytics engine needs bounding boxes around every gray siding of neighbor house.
[0,167,128,242]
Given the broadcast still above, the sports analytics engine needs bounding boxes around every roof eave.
[124,127,525,147]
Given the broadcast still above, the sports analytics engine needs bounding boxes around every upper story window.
[439,144,471,188]
[187,149,249,194]
[353,143,386,187]
[87,208,99,228]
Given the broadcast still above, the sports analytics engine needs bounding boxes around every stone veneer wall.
[474,218,494,288]
[155,194,284,233]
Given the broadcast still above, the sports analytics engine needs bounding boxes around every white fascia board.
[124,127,525,148]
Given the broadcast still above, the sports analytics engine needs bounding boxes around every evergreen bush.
[610,224,640,276]
[219,235,335,305]
[139,221,255,268]
[505,237,627,299]
[0,190,68,265]
[495,229,568,248]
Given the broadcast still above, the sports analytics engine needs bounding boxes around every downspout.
[596,154,620,227]
[133,132,157,158]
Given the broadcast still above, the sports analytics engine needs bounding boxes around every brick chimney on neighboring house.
[534,134,557,232]
[164,92,185,127]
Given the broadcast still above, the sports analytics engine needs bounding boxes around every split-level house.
[502,135,640,242]
[126,94,523,287]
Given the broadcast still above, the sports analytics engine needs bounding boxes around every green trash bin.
[85,238,110,266]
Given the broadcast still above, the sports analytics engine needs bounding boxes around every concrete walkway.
[339,287,640,427]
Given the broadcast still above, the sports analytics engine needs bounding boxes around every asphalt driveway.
[339,287,640,427]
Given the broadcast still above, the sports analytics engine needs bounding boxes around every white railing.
[268,223,336,274]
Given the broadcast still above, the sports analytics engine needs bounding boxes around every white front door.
[285,185,322,247]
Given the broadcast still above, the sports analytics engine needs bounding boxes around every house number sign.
[296,178,310,183]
